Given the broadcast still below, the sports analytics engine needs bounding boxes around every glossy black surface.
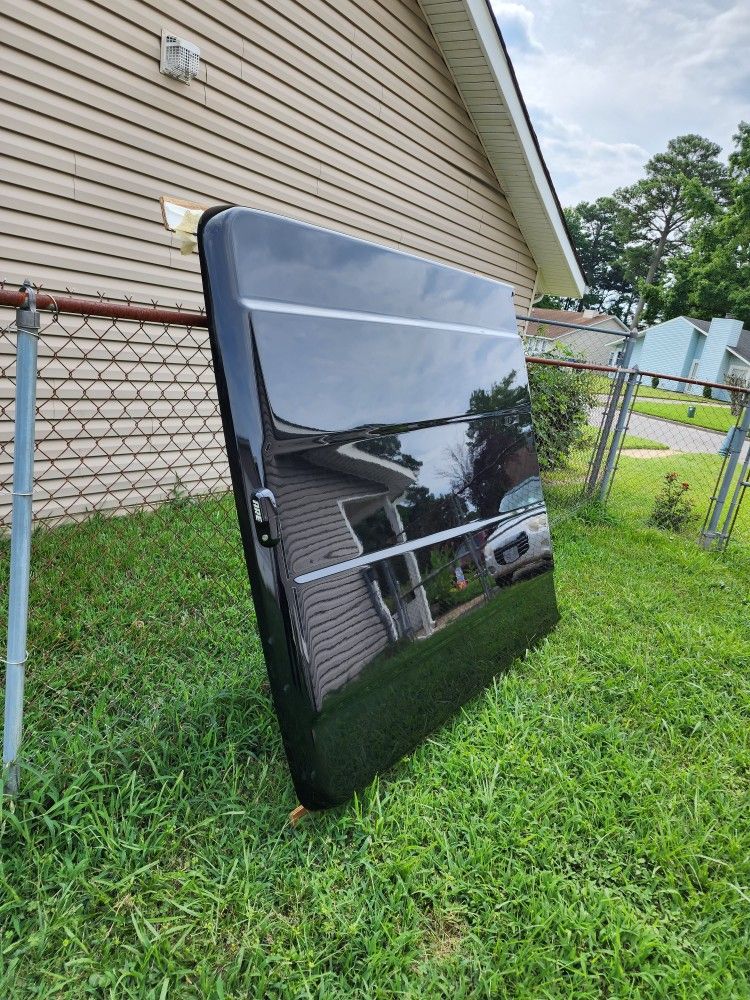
[198,207,559,809]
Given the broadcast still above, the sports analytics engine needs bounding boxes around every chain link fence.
[1,286,748,791]
[1,289,747,591]
[591,369,750,550]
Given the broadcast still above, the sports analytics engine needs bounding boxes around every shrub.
[703,384,713,399]
[528,352,597,470]
[724,370,750,416]
[651,376,660,389]
[423,548,458,614]
[648,472,694,532]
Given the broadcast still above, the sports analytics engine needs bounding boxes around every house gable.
[635,317,704,386]
[3,0,580,310]
[696,317,745,385]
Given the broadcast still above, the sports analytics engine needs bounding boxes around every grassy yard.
[620,434,668,451]
[578,426,668,453]
[635,385,723,403]
[632,401,737,434]
[2,496,750,997]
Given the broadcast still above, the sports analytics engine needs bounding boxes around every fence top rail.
[632,367,744,395]
[526,355,620,373]
[526,355,744,396]
[0,288,208,328]
[1,288,744,398]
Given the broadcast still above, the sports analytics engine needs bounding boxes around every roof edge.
[419,0,586,297]
[479,0,586,287]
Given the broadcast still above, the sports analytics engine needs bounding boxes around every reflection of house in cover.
[261,390,549,710]
[266,439,434,709]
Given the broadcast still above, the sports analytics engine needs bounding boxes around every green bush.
[648,472,694,531]
[423,548,458,614]
[703,384,713,399]
[651,376,660,389]
[528,353,598,470]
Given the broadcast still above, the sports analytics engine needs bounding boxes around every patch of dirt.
[421,913,467,963]
[622,448,682,458]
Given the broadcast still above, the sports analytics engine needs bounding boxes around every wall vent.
[160,31,200,84]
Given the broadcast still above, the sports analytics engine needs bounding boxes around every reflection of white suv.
[483,499,552,584]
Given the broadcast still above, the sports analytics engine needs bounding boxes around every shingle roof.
[731,327,750,362]
[685,317,711,333]
[524,308,626,341]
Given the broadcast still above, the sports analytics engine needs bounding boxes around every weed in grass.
[648,473,695,532]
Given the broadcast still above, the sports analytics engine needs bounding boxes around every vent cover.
[160,31,200,84]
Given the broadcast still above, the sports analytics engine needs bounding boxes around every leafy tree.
[616,134,729,329]
[658,122,750,327]
[536,198,634,317]
[443,373,529,516]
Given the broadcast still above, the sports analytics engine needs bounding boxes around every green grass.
[609,451,750,543]
[621,434,669,451]
[635,385,723,403]
[632,401,737,434]
[2,495,750,997]
[578,426,668,453]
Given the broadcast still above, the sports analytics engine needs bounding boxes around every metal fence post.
[585,329,637,496]
[600,368,640,499]
[2,281,40,796]
[714,442,750,551]
[700,402,750,550]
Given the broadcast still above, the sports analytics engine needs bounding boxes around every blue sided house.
[625,316,750,399]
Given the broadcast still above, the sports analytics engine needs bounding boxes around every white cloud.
[496,0,750,204]
[490,2,543,53]
[527,107,649,205]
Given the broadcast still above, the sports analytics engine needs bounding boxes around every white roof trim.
[419,0,585,297]
[726,346,750,364]
[587,315,630,334]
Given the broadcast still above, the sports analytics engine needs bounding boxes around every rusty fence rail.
[1,286,748,793]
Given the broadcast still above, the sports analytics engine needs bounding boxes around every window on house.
[524,336,552,355]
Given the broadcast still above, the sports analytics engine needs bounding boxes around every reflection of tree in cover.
[356,434,422,473]
[398,485,468,535]
[357,434,467,556]
[445,374,534,518]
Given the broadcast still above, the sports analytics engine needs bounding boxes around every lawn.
[635,385,722,403]
[621,433,668,451]
[632,400,737,434]
[1,495,750,997]
[578,426,668,453]
[608,450,750,542]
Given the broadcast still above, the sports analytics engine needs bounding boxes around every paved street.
[590,406,750,458]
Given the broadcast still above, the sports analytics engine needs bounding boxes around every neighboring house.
[522,308,629,365]
[2,0,584,522]
[628,316,750,399]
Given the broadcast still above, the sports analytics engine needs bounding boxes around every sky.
[490,0,750,207]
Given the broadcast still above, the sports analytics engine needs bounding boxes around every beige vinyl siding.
[1,0,538,525]
[2,0,537,306]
